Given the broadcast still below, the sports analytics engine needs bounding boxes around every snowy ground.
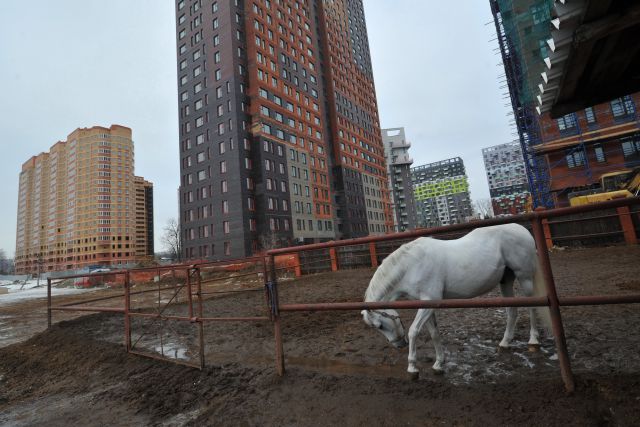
[0,280,92,306]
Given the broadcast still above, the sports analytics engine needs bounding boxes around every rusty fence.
[47,256,272,368]
[46,197,640,392]
[265,197,640,393]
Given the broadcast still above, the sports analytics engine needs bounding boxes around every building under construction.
[491,0,640,207]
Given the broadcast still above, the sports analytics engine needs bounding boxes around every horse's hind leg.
[499,277,517,350]
[425,315,445,373]
[407,308,443,376]
[519,278,541,349]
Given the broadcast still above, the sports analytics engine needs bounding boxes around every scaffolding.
[491,0,555,208]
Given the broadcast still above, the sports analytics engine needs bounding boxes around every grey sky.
[0,1,511,257]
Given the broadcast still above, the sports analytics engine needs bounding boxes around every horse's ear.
[362,310,381,328]
[361,310,370,325]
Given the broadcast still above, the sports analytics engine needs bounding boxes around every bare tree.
[162,218,182,262]
[259,230,282,252]
[0,249,14,275]
[474,198,495,219]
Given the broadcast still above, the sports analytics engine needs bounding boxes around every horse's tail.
[533,255,552,333]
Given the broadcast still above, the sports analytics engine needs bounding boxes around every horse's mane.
[365,238,428,301]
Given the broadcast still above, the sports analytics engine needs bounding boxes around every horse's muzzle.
[392,337,408,348]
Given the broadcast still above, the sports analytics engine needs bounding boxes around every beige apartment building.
[14,125,154,274]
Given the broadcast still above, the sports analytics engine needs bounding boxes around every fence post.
[195,267,205,369]
[124,272,131,352]
[293,253,302,277]
[266,254,285,375]
[186,267,193,319]
[369,242,378,268]
[542,218,554,249]
[532,208,575,393]
[329,247,339,271]
[617,206,638,245]
[47,278,52,328]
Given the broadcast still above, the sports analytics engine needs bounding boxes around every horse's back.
[468,223,536,274]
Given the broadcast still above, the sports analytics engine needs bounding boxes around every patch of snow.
[514,352,535,368]
[0,281,92,306]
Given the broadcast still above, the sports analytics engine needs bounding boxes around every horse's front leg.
[407,308,435,378]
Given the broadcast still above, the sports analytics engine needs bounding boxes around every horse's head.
[361,309,407,348]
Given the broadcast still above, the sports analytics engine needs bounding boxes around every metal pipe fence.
[265,197,640,393]
[44,197,640,392]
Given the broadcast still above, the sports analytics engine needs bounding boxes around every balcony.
[392,153,413,165]
[390,140,411,149]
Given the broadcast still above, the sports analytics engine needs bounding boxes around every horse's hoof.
[528,344,540,353]
[497,345,511,353]
[432,367,445,375]
[408,371,419,381]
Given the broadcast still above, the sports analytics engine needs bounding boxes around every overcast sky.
[0,1,512,257]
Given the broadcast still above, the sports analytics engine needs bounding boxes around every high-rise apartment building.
[135,177,155,259]
[382,128,418,231]
[411,157,473,228]
[175,0,392,260]
[14,125,154,274]
[491,1,640,207]
[482,141,530,215]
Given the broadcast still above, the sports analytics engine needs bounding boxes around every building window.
[224,241,231,255]
[565,148,585,168]
[593,144,606,163]
[611,96,635,118]
[557,113,577,131]
[621,135,640,159]
[222,200,229,214]
[584,107,596,124]
[223,221,230,234]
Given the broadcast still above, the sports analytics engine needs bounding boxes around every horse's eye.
[377,324,384,330]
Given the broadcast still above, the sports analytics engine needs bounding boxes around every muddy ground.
[1,246,640,426]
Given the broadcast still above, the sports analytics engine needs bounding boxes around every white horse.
[361,223,550,377]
